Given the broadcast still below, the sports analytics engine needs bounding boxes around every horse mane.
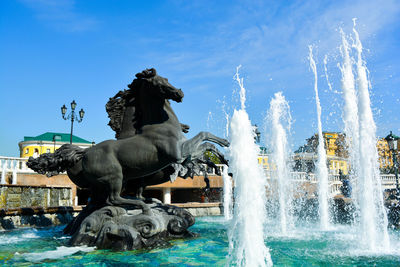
[106,68,157,139]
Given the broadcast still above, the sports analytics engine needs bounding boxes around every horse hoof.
[223,139,230,147]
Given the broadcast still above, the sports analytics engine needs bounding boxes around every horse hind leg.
[102,174,152,215]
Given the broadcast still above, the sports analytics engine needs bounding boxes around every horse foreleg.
[197,142,229,166]
[181,131,229,159]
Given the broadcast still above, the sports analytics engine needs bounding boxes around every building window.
[33,148,39,158]
[25,148,29,154]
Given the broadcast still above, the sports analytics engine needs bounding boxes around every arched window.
[33,148,39,158]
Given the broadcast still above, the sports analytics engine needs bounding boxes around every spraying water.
[338,27,361,223]
[207,111,213,130]
[228,66,272,267]
[268,92,293,234]
[309,46,331,230]
[323,55,334,93]
[222,107,233,221]
[222,165,233,220]
[352,20,390,250]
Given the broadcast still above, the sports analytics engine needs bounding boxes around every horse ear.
[147,68,157,77]
[135,68,157,79]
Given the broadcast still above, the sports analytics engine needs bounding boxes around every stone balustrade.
[0,156,35,184]
[0,158,398,200]
[0,156,223,184]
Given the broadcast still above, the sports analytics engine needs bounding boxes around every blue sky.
[1,0,399,157]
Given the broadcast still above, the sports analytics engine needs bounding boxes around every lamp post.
[53,134,61,152]
[254,124,261,143]
[385,131,399,192]
[61,100,85,144]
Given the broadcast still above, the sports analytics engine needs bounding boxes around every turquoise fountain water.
[1,217,400,266]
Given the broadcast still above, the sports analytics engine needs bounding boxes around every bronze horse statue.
[105,81,228,199]
[27,68,229,217]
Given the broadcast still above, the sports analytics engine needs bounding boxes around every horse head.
[129,68,184,103]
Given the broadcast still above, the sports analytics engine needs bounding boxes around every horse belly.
[117,139,170,178]
[81,141,121,178]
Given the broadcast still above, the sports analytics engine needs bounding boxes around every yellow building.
[258,154,271,170]
[257,147,274,170]
[323,132,339,156]
[294,132,349,174]
[323,132,349,174]
[377,138,392,169]
[18,132,93,158]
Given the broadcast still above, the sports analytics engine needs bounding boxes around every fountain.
[309,46,331,229]
[222,165,233,221]
[222,107,233,221]
[336,23,391,251]
[352,21,390,250]
[338,27,360,214]
[2,21,400,266]
[267,91,294,234]
[228,66,273,266]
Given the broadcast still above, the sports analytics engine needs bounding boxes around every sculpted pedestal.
[66,203,196,251]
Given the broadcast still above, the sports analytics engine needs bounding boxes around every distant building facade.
[377,138,392,169]
[18,132,93,158]
[294,131,400,175]
[294,131,349,174]
[377,136,400,171]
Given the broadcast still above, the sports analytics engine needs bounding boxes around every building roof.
[23,132,91,144]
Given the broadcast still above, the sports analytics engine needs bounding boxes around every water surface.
[0,217,399,266]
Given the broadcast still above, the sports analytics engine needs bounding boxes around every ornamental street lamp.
[61,100,85,144]
[254,124,261,143]
[385,131,400,192]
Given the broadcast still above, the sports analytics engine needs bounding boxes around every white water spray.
[222,165,233,220]
[352,20,390,250]
[338,27,360,221]
[207,111,213,130]
[223,107,233,221]
[268,92,293,234]
[228,66,272,267]
[323,55,336,94]
[309,46,331,230]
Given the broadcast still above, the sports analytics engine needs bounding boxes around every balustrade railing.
[1,157,399,194]
[0,156,35,184]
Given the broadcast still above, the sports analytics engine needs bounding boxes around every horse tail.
[27,144,85,177]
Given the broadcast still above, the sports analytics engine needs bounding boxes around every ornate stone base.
[66,203,196,251]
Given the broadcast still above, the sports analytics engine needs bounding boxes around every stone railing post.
[1,159,7,184]
[12,160,17,185]
[163,188,171,204]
